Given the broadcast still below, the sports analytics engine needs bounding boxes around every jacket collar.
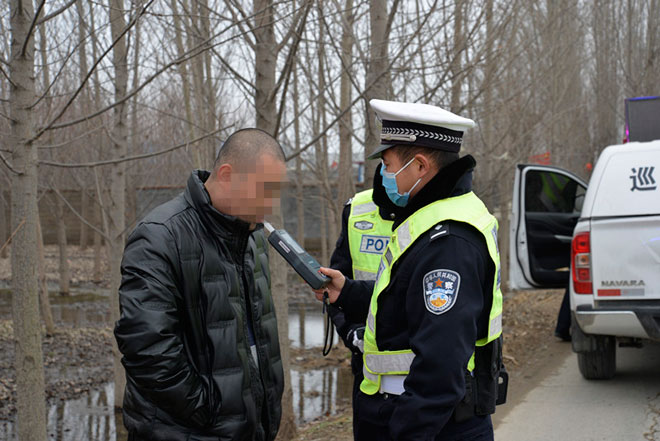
[184,170,255,243]
[373,155,477,229]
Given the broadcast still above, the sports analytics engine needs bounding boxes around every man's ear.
[215,163,233,182]
[414,153,433,178]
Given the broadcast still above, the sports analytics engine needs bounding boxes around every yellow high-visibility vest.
[360,191,503,395]
[347,189,394,280]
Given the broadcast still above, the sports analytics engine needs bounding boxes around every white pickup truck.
[509,140,660,379]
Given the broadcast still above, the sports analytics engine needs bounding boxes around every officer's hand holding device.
[312,267,345,303]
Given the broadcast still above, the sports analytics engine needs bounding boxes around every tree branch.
[39,125,229,168]
[0,64,16,89]
[28,0,155,142]
[0,218,26,256]
[275,0,310,54]
[286,0,439,161]
[273,1,313,136]
[20,0,46,57]
[33,3,265,137]
[385,0,402,36]
[36,0,77,25]
[225,0,256,48]
[49,185,109,240]
[211,47,255,91]
[0,151,23,175]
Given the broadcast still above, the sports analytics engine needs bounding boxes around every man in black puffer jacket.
[115,129,287,441]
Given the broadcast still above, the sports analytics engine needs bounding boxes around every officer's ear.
[413,153,434,178]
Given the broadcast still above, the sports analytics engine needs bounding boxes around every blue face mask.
[380,158,422,207]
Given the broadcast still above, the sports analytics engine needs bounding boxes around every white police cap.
[368,99,476,159]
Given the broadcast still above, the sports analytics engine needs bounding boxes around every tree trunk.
[93,200,104,284]
[170,0,196,160]
[79,188,89,249]
[254,0,278,132]
[55,197,71,295]
[253,0,295,437]
[319,192,328,264]
[593,0,617,153]
[450,0,464,113]
[125,174,137,232]
[642,0,658,95]
[295,157,305,247]
[267,220,295,441]
[0,195,7,259]
[76,0,92,251]
[201,0,217,167]
[364,0,392,188]
[8,0,48,437]
[188,0,207,169]
[315,2,332,265]
[293,68,305,247]
[37,219,56,336]
[337,0,355,211]
[108,0,129,409]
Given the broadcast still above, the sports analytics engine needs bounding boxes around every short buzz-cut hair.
[213,128,286,171]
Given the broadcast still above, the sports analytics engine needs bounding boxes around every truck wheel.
[576,335,616,380]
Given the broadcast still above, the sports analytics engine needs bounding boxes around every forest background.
[1,0,658,439]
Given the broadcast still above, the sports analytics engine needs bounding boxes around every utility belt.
[360,336,509,421]
[454,336,508,422]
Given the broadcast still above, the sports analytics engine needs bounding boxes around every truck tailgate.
[591,215,660,300]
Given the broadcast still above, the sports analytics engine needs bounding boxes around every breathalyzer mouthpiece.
[262,221,275,235]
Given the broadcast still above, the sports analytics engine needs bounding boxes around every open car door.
[509,165,588,290]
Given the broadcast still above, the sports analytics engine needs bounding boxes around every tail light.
[571,232,592,294]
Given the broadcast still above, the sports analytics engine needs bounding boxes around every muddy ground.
[0,246,566,440]
[0,320,114,420]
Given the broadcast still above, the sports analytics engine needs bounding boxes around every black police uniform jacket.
[335,156,495,441]
[115,170,284,441]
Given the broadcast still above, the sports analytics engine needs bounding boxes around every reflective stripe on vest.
[348,189,394,280]
[360,191,503,395]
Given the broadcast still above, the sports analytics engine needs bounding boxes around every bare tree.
[336,0,356,210]
[248,0,311,436]
[292,64,306,247]
[108,0,130,409]
[79,188,90,248]
[54,196,71,294]
[7,0,48,438]
[0,194,7,258]
[363,0,397,188]
[37,218,56,336]
[592,0,618,154]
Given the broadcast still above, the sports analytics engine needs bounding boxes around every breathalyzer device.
[263,222,331,290]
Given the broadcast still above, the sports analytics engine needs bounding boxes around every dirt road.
[495,342,660,441]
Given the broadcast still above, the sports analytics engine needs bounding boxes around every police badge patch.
[422,269,460,315]
[354,220,374,230]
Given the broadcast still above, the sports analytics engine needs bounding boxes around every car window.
[573,185,586,213]
[525,170,586,214]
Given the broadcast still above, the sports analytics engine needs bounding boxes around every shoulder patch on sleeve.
[429,223,450,242]
[345,197,353,206]
[422,269,460,315]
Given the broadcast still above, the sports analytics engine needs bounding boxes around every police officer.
[315,99,504,441]
[328,179,395,440]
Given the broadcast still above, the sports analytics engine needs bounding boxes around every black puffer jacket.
[115,170,284,441]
